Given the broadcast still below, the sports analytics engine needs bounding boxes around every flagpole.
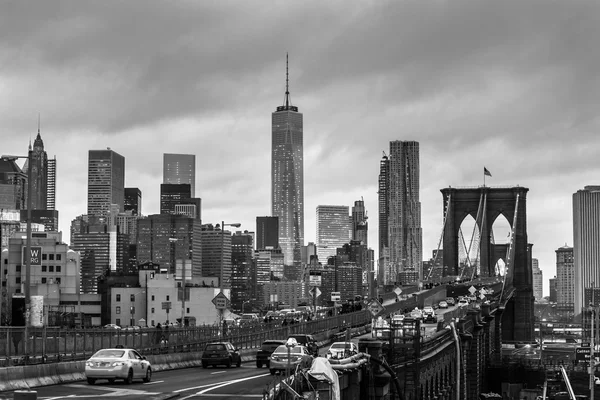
[483,168,486,187]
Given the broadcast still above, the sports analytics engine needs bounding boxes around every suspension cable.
[471,192,487,280]
[500,193,520,301]
[428,193,451,280]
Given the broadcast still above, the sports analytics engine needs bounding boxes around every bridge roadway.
[0,313,449,399]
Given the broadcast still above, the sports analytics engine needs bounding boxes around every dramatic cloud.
[2,0,599,294]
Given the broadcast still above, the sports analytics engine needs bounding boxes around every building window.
[116,306,121,314]
[55,278,61,284]
[16,277,21,284]
[116,294,121,302]
[151,295,155,301]
[116,318,121,326]
[56,254,61,261]
[56,265,61,272]
[3,259,6,264]
[42,278,47,284]
[151,307,155,314]
[16,265,21,272]
[130,294,135,302]
[49,254,54,260]
[1,282,5,287]
[49,266,54,272]
[166,295,170,301]
[15,288,20,294]
[151,320,154,326]
[187,307,190,313]
[42,254,47,260]
[3,269,6,275]
[42,266,47,272]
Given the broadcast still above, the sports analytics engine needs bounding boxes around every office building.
[316,205,351,263]
[0,159,27,210]
[549,276,557,303]
[87,149,125,217]
[124,188,142,216]
[380,141,422,284]
[71,215,130,293]
[136,214,194,275]
[271,55,304,267]
[378,154,389,285]
[532,258,543,301]
[256,216,279,250]
[573,186,600,314]
[352,199,368,246]
[556,245,574,318]
[231,231,254,311]
[200,223,233,288]
[24,128,56,211]
[174,198,201,220]
[25,210,59,233]
[163,154,195,197]
[160,183,191,215]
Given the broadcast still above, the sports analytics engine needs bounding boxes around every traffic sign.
[331,292,341,302]
[393,287,403,296]
[309,286,321,298]
[479,293,486,300]
[469,286,477,295]
[575,347,600,361]
[212,292,230,310]
[161,302,171,310]
[367,299,385,317]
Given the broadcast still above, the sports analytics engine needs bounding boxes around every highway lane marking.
[210,371,227,375]
[143,380,164,385]
[179,374,271,399]
[174,373,270,395]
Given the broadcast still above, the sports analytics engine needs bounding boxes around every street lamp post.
[2,151,33,355]
[220,221,240,335]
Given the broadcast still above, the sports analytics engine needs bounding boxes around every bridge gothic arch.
[440,186,534,342]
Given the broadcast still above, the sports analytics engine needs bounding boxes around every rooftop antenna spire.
[38,113,40,135]
[283,52,292,108]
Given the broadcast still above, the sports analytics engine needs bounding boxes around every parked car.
[85,348,151,385]
[256,339,286,368]
[201,342,241,368]
[287,334,319,357]
[326,342,358,360]
[438,301,449,309]
[122,325,141,332]
[269,342,314,374]
[103,324,121,330]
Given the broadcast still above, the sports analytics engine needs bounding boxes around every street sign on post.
[331,292,341,302]
[212,292,230,310]
[469,286,477,295]
[161,302,171,310]
[23,246,42,266]
[309,287,321,299]
[367,299,385,317]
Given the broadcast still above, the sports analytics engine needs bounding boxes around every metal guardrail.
[0,310,371,366]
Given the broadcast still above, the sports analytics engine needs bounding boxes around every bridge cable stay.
[500,193,520,301]
[465,192,484,281]
[470,192,487,281]
[427,193,451,281]
[458,228,471,280]
[458,192,484,280]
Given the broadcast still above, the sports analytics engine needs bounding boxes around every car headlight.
[270,355,280,361]
[112,361,127,366]
[86,361,94,367]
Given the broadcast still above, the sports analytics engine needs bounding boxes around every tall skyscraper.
[271,54,304,267]
[124,188,142,216]
[549,276,557,303]
[352,199,368,246]
[380,141,422,284]
[256,216,279,250]
[23,126,56,211]
[378,154,389,284]
[163,154,196,197]
[87,149,125,217]
[573,186,600,314]
[556,245,574,318]
[316,205,351,262]
[532,258,543,300]
[200,223,233,288]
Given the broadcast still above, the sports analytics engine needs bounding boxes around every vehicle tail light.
[112,361,127,366]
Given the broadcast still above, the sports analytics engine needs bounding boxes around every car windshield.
[92,350,125,358]
[330,343,352,349]
[206,344,226,351]
[274,345,303,354]
[261,342,283,350]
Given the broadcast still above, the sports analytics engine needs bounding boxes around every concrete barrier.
[0,367,11,391]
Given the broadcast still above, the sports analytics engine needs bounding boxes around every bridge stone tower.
[441,186,534,342]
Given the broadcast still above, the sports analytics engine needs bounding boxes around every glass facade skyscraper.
[87,149,125,217]
[271,56,304,267]
[316,205,351,262]
[163,153,196,197]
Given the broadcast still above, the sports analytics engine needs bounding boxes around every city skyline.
[2,1,600,295]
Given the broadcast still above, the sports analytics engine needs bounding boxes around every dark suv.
[288,334,318,357]
[201,342,241,368]
[256,339,286,368]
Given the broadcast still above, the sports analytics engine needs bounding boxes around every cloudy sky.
[2,1,599,294]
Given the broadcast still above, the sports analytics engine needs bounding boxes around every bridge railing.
[0,310,371,366]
